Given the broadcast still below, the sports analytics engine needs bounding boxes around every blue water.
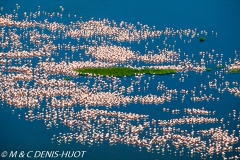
[0,0,240,160]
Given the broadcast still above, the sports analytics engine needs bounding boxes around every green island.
[206,68,212,71]
[74,67,177,77]
[200,37,205,42]
[216,65,222,69]
[65,77,71,81]
[230,69,240,74]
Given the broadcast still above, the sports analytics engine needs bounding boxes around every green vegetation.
[216,65,222,69]
[230,69,240,74]
[74,67,177,77]
[206,68,212,71]
[200,37,205,42]
[65,77,70,81]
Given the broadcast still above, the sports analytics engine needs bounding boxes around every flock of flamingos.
[0,4,240,159]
